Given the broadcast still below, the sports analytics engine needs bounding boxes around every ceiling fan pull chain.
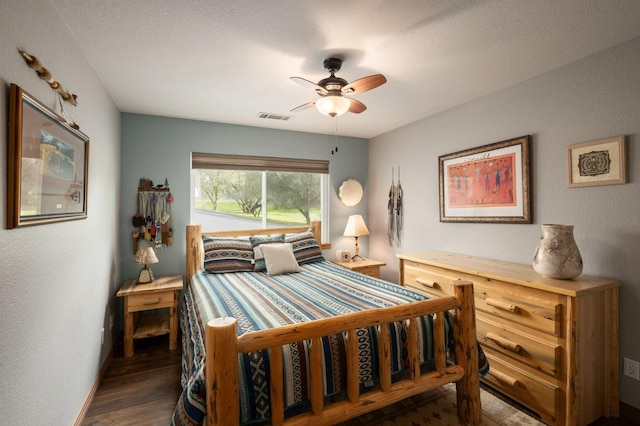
[331,117,340,155]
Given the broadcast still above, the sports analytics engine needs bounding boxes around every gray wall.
[369,36,640,409]
[0,1,121,424]
[120,114,370,281]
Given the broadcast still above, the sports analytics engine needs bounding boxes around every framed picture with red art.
[438,135,531,223]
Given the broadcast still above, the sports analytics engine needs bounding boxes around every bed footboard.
[205,280,480,426]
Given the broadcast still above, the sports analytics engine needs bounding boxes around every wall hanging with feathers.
[18,49,79,129]
[388,166,403,247]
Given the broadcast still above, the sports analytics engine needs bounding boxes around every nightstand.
[117,274,183,358]
[332,258,386,278]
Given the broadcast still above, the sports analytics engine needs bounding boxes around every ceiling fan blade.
[290,101,316,113]
[290,77,328,95]
[347,98,367,114]
[342,74,387,95]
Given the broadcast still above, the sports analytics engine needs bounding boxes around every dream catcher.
[388,167,403,247]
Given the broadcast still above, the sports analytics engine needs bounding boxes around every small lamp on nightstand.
[343,214,369,261]
[134,246,159,284]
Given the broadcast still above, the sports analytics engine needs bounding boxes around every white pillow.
[261,243,302,276]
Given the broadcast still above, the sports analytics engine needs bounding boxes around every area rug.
[339,383,545,425]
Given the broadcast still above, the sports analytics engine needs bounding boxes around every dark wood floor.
[83,335,637,425]
[82,336,182,425]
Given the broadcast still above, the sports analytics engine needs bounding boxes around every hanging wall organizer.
[132,178,174,254]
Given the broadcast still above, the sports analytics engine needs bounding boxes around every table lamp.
[134,246,159,284]
[343,214,369,260]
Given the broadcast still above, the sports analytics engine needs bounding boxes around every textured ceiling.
[50,0,640,138]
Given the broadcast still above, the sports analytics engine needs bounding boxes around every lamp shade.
[134,246,159,265]
[315,95,350,117]
[343,215,369,237]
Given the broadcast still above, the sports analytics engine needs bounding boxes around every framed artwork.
[7,83,90,228]
[566,135,626,188]
[439,135,531,223]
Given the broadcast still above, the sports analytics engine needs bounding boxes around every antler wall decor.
[18,49,78,106]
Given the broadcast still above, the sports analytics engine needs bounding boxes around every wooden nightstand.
[333,258,386,278]
[117,274,183,358]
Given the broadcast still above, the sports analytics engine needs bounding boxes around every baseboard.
[621,401,640,423]
[73,347,112,426]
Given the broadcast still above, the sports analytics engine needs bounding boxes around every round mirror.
[339,179,364,206]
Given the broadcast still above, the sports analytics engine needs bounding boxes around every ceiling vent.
[258,112,292,121]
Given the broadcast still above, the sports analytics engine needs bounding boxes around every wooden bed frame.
[185,223,481,426]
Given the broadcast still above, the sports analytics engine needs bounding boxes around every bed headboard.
[186,221,322,282]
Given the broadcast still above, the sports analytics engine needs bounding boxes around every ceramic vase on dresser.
[532,224,583,279]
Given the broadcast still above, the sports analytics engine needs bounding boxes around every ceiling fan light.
[315,95,350,117]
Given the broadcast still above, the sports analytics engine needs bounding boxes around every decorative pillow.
[202,236,254,273]
[250,234,285,271]
[285,229,325,265]
[261,243,302,276]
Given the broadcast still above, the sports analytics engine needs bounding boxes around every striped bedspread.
[172,260,486,425]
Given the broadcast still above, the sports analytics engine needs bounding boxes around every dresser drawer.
[473,280,563,336]
[477,314,561,379]
[403,261,564,336]
[482,351,560,423]
[402,261,456,297]
[126,291,175,312]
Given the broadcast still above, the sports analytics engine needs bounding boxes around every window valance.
[192,152,329,174]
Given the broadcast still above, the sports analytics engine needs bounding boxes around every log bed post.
[309,221,321,245]
[186,225,202,283]
[206,318,239,426]
[452,279,481,425]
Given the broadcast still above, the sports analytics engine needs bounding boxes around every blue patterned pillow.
[284,230,325,265]
[202,236,254,273]
[250,234,285,271]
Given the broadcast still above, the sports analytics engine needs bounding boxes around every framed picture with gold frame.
[7,83,90,228]
[566,135,626,188]
[439,135,531,223]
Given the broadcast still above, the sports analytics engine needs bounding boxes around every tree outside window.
[195,169,321,226]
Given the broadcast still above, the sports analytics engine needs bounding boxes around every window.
[191,153,330,241]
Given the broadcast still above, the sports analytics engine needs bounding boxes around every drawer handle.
[486,297,518,313]
[486,332,522,354]
[490,369,521,388]
[143,298,161,305]
[415,277,439,289]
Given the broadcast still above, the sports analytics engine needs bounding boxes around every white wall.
[369,36,640,408]
[0,1,121,423]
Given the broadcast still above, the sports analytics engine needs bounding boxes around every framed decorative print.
[7,83,90,228]
[566,135,626,188]
[439,135,531,223]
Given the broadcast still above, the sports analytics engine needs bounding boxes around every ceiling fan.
[290,57,387,117]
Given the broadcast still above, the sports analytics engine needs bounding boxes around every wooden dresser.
[397,251,620,425]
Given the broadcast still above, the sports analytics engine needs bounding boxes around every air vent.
[258,112,292,121]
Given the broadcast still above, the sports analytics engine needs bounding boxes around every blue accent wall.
[120,113,369,280]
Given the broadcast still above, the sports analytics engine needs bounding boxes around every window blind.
[191,152,329,174]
